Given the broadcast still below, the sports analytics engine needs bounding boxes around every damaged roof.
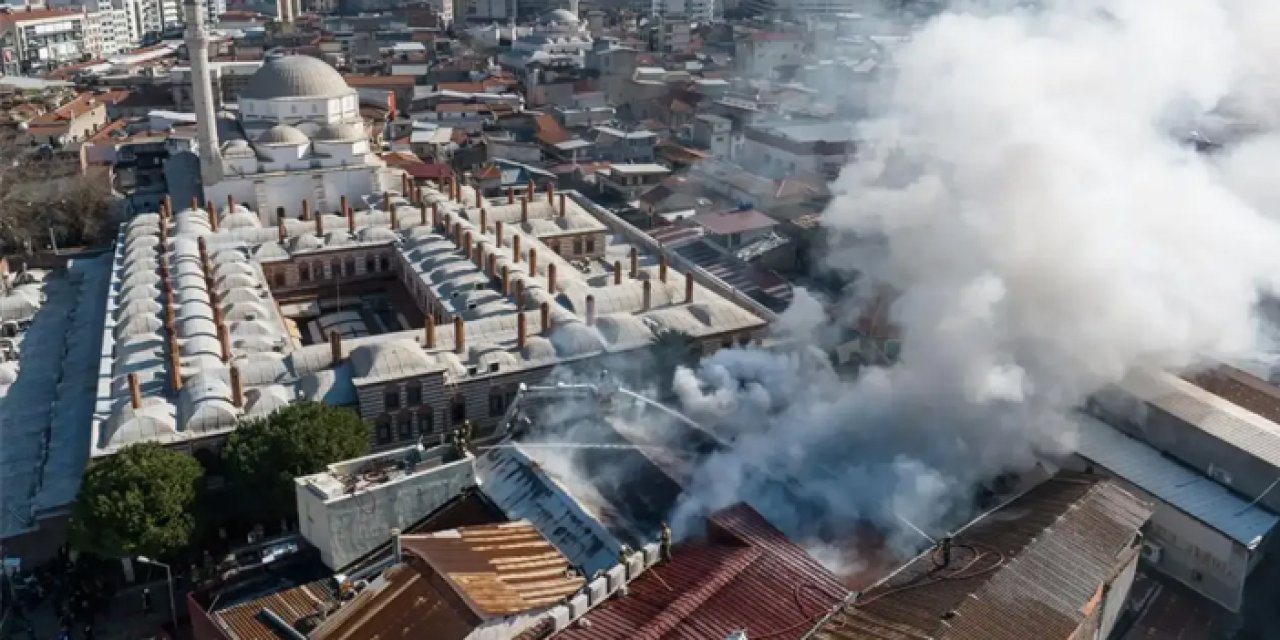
[811,473,1152,640]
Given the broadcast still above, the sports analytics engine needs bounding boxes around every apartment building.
[0,9,87,76]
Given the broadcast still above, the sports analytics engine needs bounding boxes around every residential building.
[597,162,669,200]
[588,125,657,162]
[168,60,260,110]
[738,31,807,76]
[692,112,733,157]
[689,206,778,250]
[740,120,855,179]
[21,91,108,147]
[0,9,88,76]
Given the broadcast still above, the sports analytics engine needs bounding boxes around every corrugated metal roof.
[400,520,585,617]
[812,474,1152,640]
[557,504,849,640]
[309,557,477,640]
[213,579,338,640]
[1074,414,1278,547]
[1188,365,1280,425]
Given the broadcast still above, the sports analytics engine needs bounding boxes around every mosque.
[183,0,399,220]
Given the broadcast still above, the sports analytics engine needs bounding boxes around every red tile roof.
[0,8,78,25]
[27,92,103,133]
[533,113,570,145]
[437,81,485,93]
[557,504,848,640]
[343,74,416,88]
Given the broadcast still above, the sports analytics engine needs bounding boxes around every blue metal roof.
[1074,414,1279,548]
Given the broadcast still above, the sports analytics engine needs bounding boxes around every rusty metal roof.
[400,520,585,618]
[309,557,477,640]
[811,474,1152,640]
[213,579,338,640]
[557,503,849,640]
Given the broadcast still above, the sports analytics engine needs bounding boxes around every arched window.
[375,416,392,445]
[397,411,413,440]
[273,271,286,288]
[365,256,376,273]
[379,256,390,271]
[417,406,434,434]
[451,394,467,424]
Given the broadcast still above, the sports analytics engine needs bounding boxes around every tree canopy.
[222,402,370,522]
[69,442,204,559]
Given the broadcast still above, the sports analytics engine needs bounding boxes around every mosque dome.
[313,121,365,142]
[242,55,354,100]
[257,124,310,146]
[541,8,579,24]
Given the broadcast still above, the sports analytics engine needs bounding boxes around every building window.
[366,256,376,273]
[573,238,583,255]
[451,395,466,423]
[329,260,339,279]
[379,256,390,271]
[585,237,595,253]
[406,385,421,406]
[344,258,356,276]
[273,271,286,288]
[376,417,391,445]
[417,407,434,434]
[299,263,311,282]
[489,388,506,416]
[549,240,561,255]
[385,389,400,410]
[397,412,413,439]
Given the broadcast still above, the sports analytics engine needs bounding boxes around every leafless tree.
[0,133,118,254]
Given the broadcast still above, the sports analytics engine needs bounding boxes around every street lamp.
[135,555,178,632]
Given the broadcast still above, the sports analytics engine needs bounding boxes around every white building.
[44,0,136,55]
[650,0,712,22]
[499,8,592,73]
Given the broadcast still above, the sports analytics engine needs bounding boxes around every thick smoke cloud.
[667,0,1280,564]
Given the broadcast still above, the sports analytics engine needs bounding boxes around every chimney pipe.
[278,216,287,243]
[528,248,537,279]
[302,199,311,221]
[514,279,524,307]
[507,187,514,204]
[169,337,183,393]
[517,312,527,350]
[462,231,472,259]
[614,261,622,285]
[479,208,487,232]
[585,295,596,326]
[315,205,324,235]
[630,248,639,278]
[401,173,409,196]
[486,251,495,277]
[502,265,510,296]
[454,316,465,354]
[329,330,342,363]
[547,262,557,292]
[547,182,554,205]
[659,255,668,283]
[474,188,481,208]
[512,235,521,261]
[163,194,172,217]
[540,301,550,334]
[128,373,142,410]
[276,206,285,225]
[643,280,652,311]
[559,193,566,218]
[230,365,243,408]
[520,197,528,224]
[346,205,355,234]
[340,195,348,218]
[207,200,218,231]
[190,196,199,213]
[495,220,504,247]
[218,323,232,362]
[420,202,428,226]
[685,272,694,303]
[390,203,399,230]
[226,194,235,213]
[432,203,440,229]
[425,315,436,348]
[528,180,536,198]
[197,236,208,266]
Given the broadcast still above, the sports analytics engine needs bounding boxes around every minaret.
[184,0,222,186]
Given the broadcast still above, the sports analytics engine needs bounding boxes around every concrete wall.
[296,454,476,570]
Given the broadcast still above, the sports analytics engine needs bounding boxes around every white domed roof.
[314,121,365,142]
[242,55,354,100]
[257,124,310,146]
[542,8,579,23]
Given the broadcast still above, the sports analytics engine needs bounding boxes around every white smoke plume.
[668,0,1280,562]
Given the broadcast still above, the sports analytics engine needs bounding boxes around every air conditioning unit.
[1140,541,1163,564]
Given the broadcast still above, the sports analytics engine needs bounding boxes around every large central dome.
[242,55,354,100]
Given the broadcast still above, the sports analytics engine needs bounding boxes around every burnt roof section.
[309,556,476,640]
[556,503,849,640]
[1186,364,1280,424]
[811,473,1152,640]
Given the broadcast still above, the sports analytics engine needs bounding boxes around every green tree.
[222,402,370,522]
[69,442,203,559]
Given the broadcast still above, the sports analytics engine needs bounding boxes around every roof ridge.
[630,545,761,639]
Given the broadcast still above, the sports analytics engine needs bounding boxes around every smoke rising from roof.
[667,0,1280,561]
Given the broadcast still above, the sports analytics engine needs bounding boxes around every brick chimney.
[559,193,566,218]
[630,247,638,278]
[643,279,652,311]
[207,200,218,231]
[383,191,391,215]
[514,279,524,307]
[547,262,556,292]
[346,205,355,234]
[390,203,399,230]
[329,330,342,363]
[547,182,555,205]
[495,220,504,247]
[169,337,183,393]
[614,261,622,285]
[421,314,435,349]
[659,255,668,283]
[520,197,528,224]
[507,186,515,204]
[128,372,142,410]
[474,188,481,208]
[315,204,324,235]
[479,207,487,232]
[515,311,528,350]
[454,316,465,354]
[585,295,596,326]
[432,203,441,229]
[512,234,521,261]
[340,195,348,217]
[190,196,199,213]
[462,231,472,259]
[487,252,496,278]
[453,222,462,243]
[420,202,428,226]
[686,272,694,303]
[540,301,550,334]
[226,193,235,213]
[302,199,311,221]
[230,365,243,408]
[502,265,510,295]
[218,322,231,362]
[528,179,536,198]
[529,248,537,279]
[163,194,172,217]
[278,215,288,243]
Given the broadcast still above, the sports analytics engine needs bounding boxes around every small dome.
[242,55,354,100]
[257,125,310,146]
[541,8,579,23]
[314,121,365,142]
[357,227,399,243]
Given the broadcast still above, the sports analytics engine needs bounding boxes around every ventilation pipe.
[517,312,527,350]
[507,186,515,204]
[547,262,556,292]
[207,200,218,231]
[340,195,348,218]
[502,265,510,296]
[329,330,342,363]
[432,202,440,229]
[278,216,287,243]
[520,197,528,224]
[479,207,487,232]
[512,234,521,261]
[226,194,235,213]
[419,202,428,226]
[659,255,668,283]
[528,248,537,278]
[540,301,550,334]
[301,199,311,221]
[528,179,536,198]
[559,193,566,218]
[547,182,555,205]
[514,279,524,307]
[630,248,638,278]
[389,202,399,230]
[315,204,324,235]
[425,315,436,349]
[218,323,232,362]
[383,191,391,216]
[585,295,596,326]
[454,316,465,354]
[614,261,622,285]
[128,372,141,410]
[495,220,504,247]
[346,205,355,234]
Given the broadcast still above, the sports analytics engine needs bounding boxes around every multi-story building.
[740,120,855,179]
[0,9,87,75]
